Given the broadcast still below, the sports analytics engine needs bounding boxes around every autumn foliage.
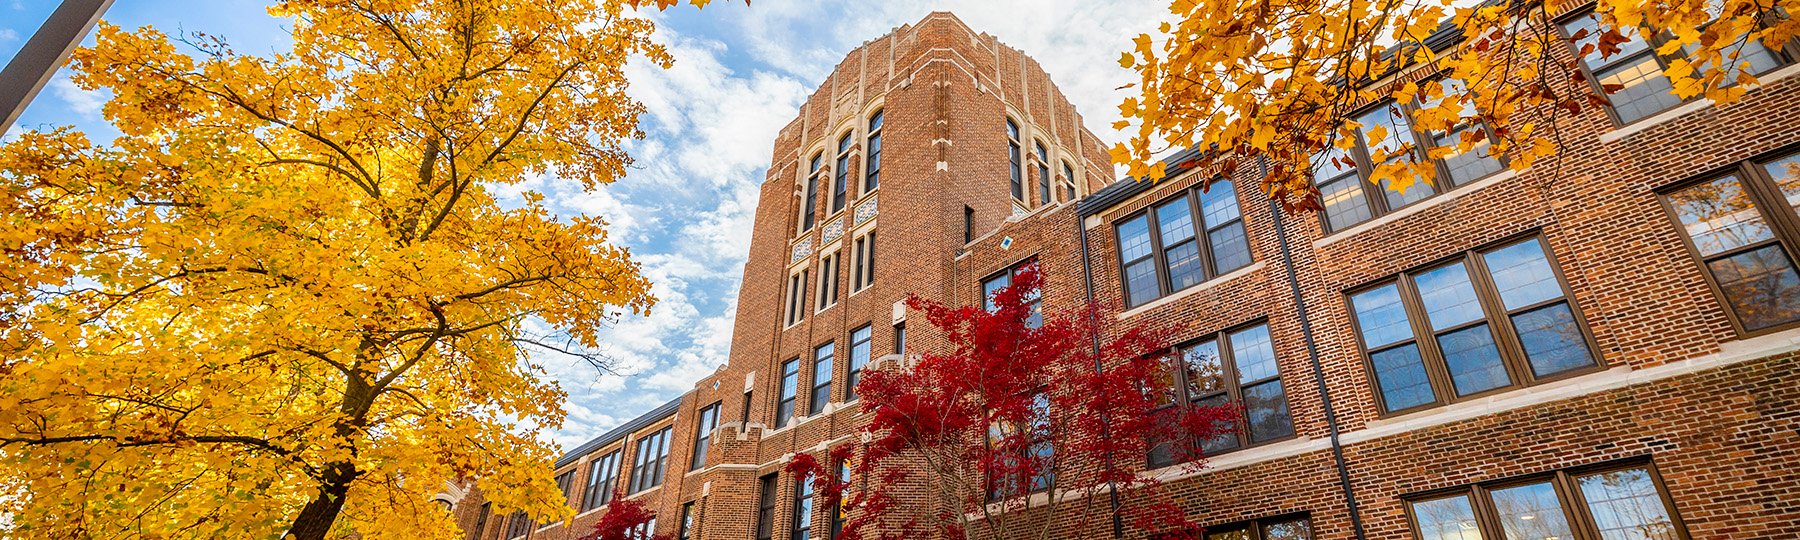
[1116,0,1800,208]
[577,491,668,540]
[790,267,1237,540]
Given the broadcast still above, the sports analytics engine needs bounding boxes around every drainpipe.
[1075,207,1124,538]
[1261,156,1367,540]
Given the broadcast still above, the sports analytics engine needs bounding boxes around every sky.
[1,0,1171,452]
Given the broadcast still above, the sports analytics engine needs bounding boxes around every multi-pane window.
[1060,162,1077,202]
[1407,462,1685,540]
[1007,119,1024,202]
[801,154,822,233]
[1115,179,1253,308]
[810,342,834,415]
[504,511,531,539]
[1561,9,1788,126]
[691,402,720,471]
[626,518,656,539]
[470,503,490,540]
[1201,514,1314,540]
[833,133,852,213]
[1149,323,1294,468]
[628,426,672,493]
[847,325,871,401]
[677,503,695,540]
[981,259,1042,328]
[1314,92,1507,232]
[755,473,779,540]
[786,269,809,327]
[1660,150,1800,333]
[581,450,621,512]
[851,231,876,292]
[1348,236,1598,415]
[793,470,816,540]
[777,358,800,426]
[865,110,883,192]
[829,458,850,540]
[988,391,1053,498]
[1035,142,1052,206]
[817,252,839,311]
[554,470,576,507]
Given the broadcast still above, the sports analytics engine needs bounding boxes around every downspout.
[1261,156,1367,540]
[1075,207,1124,538]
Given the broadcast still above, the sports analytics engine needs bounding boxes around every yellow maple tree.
[0,0,703,538]
[1117,0,1799,208]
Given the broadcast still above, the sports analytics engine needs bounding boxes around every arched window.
[864,110,883,193]
[1034,142,1050,207]
[832,133,853,213]
[1006,118,1023,202]
[801,153,822,233]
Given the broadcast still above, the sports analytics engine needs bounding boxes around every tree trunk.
[284,461,359,540]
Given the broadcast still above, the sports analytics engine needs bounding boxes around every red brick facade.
[450,10,1800,540]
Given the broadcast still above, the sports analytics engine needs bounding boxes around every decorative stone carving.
[855,194,879,224]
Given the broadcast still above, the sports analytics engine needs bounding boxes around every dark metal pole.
[1,0,116,129]
[1075,202,1125,538]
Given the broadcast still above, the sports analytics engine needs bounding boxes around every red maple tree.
[576,489,668,540]
[789,265,1238,540]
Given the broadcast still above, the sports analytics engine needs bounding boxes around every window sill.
[1312,169,1520,249]
[1598,62,1800,144]
[1114,262,1267,320]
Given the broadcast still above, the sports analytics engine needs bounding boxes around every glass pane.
[1484,238,1565,310]
[1595,53,1682,124]
[1415,262,1487,330]
[1764,152,1800,217]
[1707,244,1800,330]
[1125,259,1161,307]
[1439,324,1510,396]
[1439,132,1506,184]
[1578,468,1680,540]
[1358,104,1418,164]
[1200,179,1243,226]
[1682,35,1783,81]
[1566,15,1653,65]
[814,343,834,383]
[1512,302,1597,377]
[1118,215,1154,262]
[1183,340,1226,396]
[1351,284,1416,348]
[1371,344,1436,412]
[1321,174,1373,231]
[1667,175,1776,256]
[1206,527,1251,540]
[1209,222,1253,274]
[1411,495,1485,540]
[850,326,871,371]
[1230,325,1279,383]
[1261,518,1313,540]
[1166,240,1205,290]
[983,273,1010,313]
[1490,481,1577,540]
[1243,380,1294,443]
[1158,196,1197,245]
[1194,394,1239,454]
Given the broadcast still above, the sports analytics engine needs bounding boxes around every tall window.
[627,426,672,493]
[690,402,721,470]
[893,322,905,355]
[833,133,852,213]
[581,449,622,512]
[793,470,817,540]
[504,511,531,539]
[786,269,809,327]
[1007,119,1024,202]
[989,391,1053,498]
[963,206,976,244]
[1561,10,1787,126]
[1149,323,1294,467]
[1060,162,1077,202]
[1115,179,1252,308]
[1660,149,1800,333]
[1348,236,1598,415]
[755,474,779,540]
[1035,142,1051,206]
[851,231,876,292]
[829,457,851,540]
[677,502,696,540]
[810,342,834,415]
[740,390,754,425]
[470,503,490,540]
[801,154,822,233]
[627,517,656,539]
[1314,90,1506,232]
[865,110,883,193]
[554,470,576,507]
[1407,461,1685,540]
[981,259,1041,328]
[1199,514,1313,540]
[846,325,871,401]
[777,358,800,426]
[816,252,839,311]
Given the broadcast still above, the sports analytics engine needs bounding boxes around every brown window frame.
[1345,232,1604,417]
[470,502,490,540]
[1035,141,1052,207]
[777,358,800,426]
[1113,177,1254,309]
[1654,144,1800,336]
[677,501,696,540]
[755,473,779,540]
[792,468,817,540]
[1314,89,1508,234]
[1556,5,1798,128]
[980,257,1042,328]
[816,251,839,312]
[580,448,621,512]
[1403,458,1690,540]
[690,401,721,471]
[553,469,576,508]
[846,324,871,401]
[809,341,834,416]
[1191,513,1314,540]
[832,132,853,214]
[627,425,672,494]
[785,268,810,327]
[851,231,876,293]
[1148,320,1296,469]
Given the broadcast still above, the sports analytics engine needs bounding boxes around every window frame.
[1007,118,1024,203]
[504,511,531,540]
[846,324,871,401]
[777,358,800,426]
[1196,513,1315,540]
[554,469,576,508]
[1402,458,1690,540]
[785,267,810,327]
[801,153,822,234]
[832,132,853,214]
[470,502,491,540]
[1035,141,1052,207]
[829,457,850,540]
[1113,177,1254,308]
[980,258,1042,328]
[581,449,622,512]
[1653,145,1800,337]
[864,110,883,193]
[1344,232,1604,417]
[851,231,876,293]
[816,251,839,312]
[809,341,835,416]
[1555,5,1797,128]
[1149,320,1297,468]
[755,473,779,540]
[677,501,696,540]
[691,401,721,471]
[1315,92,1508,234]
[627,426,672,494]
[792,469,816,540]
[1059,161,1077,203]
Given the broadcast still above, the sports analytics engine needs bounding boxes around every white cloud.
[50,74,106,118]
[0,28,19,42]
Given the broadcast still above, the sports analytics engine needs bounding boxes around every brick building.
[449,9,1800,540]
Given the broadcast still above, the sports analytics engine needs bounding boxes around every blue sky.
[2,0,1169,451]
